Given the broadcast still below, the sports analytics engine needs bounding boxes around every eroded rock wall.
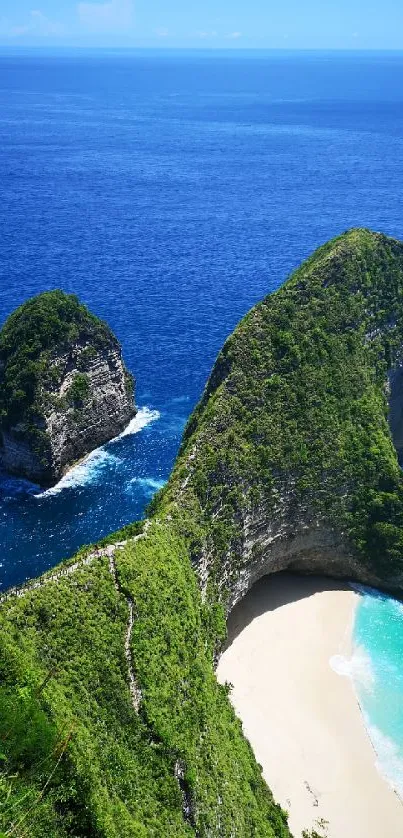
[1,339,135,485]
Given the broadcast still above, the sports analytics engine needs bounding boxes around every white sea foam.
[330,654,353,677]
[37,449,122,498]
[332,644,403,799]
[330,645,375,692]
[349,581,391,603]
[114,407,160,440]
[35,406,160,499]
[126,477,166,495]
[363,716,403,799]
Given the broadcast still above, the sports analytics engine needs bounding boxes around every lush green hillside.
[0,520,290,837]
[2,229,403,836]
[161,228,403,597]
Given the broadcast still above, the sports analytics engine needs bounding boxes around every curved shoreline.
[217,573,403,838]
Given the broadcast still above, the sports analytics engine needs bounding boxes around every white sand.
[216,573,403,838]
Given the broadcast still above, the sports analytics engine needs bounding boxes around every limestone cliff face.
[1,342,134,485]
[162,229,403,609]
[223,499,387,614]
[0,291,135,486]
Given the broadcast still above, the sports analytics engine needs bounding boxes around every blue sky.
[0,0,403,49]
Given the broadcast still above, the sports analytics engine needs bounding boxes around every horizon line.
[1,45,403,53]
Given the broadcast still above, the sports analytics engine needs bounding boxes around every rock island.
[0,290,135,486]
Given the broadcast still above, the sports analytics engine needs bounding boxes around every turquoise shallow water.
[351,587,403,797]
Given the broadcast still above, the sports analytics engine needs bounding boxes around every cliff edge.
[164,228,403,607]
[0,290,135,486]
[1,230,403,836]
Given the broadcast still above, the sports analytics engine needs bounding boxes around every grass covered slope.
[0,520,290,837]
[161,228,403,601]
[2,228,403,836]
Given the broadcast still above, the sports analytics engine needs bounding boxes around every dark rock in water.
[0,290,135,486]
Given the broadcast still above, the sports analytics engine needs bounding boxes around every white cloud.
[0,9,64,38]
[197,30,218,39]
[77,0,134,33]
[226,31,242,40]
[155,27,169,38]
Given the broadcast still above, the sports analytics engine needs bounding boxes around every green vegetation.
[0,290,115,434]
[160,228,403,590]
[302,818,329,838]
[0,520,290,837]
[2,229,403,835]
[97,519,145,546]
[66,373,90,408]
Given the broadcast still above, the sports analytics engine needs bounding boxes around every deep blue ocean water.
[1,48,403,796]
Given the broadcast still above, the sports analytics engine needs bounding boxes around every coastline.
[217,573,403,838]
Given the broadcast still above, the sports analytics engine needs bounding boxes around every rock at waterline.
[0,290,135,486]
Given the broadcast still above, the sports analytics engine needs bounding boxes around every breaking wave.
[346,586,403,802]
[364,718,403,799]
[113,407,160,440]
[330,645,375,693]
[36,406,160,498]
[37,449,122,498]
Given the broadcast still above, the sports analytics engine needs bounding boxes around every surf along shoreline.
[217,573,403,838]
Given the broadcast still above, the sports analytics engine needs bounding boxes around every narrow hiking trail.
[0,525,149,713]
[108,546,143,711]
[0,519,193,815]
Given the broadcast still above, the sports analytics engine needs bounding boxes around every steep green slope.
[162,228,403,603]
[2,229,403,836]
[0,523,289,837]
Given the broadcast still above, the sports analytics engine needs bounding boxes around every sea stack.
[0,290,135,486]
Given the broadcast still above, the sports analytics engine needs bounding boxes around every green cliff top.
[1,230,403,836]
[161,227,403,593]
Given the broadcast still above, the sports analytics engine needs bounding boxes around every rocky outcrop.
[0,291,135,486]
[164,228,403,608]
[195,488,400,616]
[226,506,398,614]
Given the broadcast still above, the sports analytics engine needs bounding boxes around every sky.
[0,0,403,49]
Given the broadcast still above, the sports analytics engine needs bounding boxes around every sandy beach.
[216,573,403,838]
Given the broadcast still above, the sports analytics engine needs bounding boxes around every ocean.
[350,588,403,799]
[1,48,403,796]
